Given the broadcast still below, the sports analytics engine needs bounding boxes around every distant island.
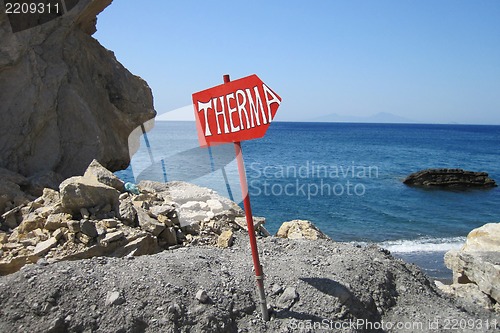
[310,112,416,124]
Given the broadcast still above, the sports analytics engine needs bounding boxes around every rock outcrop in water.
[0,0,155,179]
[403,168,496,188]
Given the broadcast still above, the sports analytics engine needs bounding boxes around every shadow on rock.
[300,277,383,328]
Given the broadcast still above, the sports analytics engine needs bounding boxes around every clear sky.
[94,0,500,124]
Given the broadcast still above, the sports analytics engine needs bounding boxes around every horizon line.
[153,119,500,126]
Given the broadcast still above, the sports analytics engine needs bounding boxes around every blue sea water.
[118,121,500,280]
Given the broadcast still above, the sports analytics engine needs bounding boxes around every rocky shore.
[438,223,500,312]
[1,234,499,332]
[1,1,499,331]
[1,161,499,332]
[0,160,271,275]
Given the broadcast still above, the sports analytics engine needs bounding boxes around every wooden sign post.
[192,74,282,321]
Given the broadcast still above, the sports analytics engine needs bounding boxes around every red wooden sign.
[192,74,281,147]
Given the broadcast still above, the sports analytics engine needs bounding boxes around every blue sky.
[94,0,500,124]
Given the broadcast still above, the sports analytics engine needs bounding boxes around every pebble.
[195,289,209,304]
[105,291,125,306]
[168,303,181,315]
[277,287,298,309]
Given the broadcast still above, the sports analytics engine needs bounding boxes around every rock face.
[443,223,500,309]
[403,169,496,188]
[0,0,155,178]
[276,219,329,240]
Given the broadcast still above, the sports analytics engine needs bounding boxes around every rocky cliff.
[0,0,155,179]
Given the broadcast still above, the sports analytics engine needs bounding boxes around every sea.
[116,121,500,282]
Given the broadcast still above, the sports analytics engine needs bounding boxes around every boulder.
[403,168,496,188]
[84,159,125,192]
[195,289,209,304]
[0,169,31,210]
[444,223,500,305]
[445,250,500,303]
[276,220,329,240]
[0,0,155,178]
[234,216,270,236]
[153,181,243,215]
[1,207,22,230]
[105,291,125,306]
[462,223,500,252]
[149,204,175,218]
[435,281,493,310]
[59,176,120,214]
[67,220,81,233]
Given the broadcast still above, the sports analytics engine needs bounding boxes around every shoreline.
[391,251,453,284]
[1,161,498,331]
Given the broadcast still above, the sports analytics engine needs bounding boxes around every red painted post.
[224,74,269,321]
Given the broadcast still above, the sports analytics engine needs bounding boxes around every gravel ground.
[0,233,498,333]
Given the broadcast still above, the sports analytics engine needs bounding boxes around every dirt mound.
[0,235,497,332]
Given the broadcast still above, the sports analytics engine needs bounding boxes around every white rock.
[462,223,500,252]
[276,220,329,240]
[180,201,202,211]
[105,291,125,306]
[195,289,209,304]
[206,199,225,214]
[33,237,58,256]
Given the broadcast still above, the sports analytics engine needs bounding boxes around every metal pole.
[224,74,268,321]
